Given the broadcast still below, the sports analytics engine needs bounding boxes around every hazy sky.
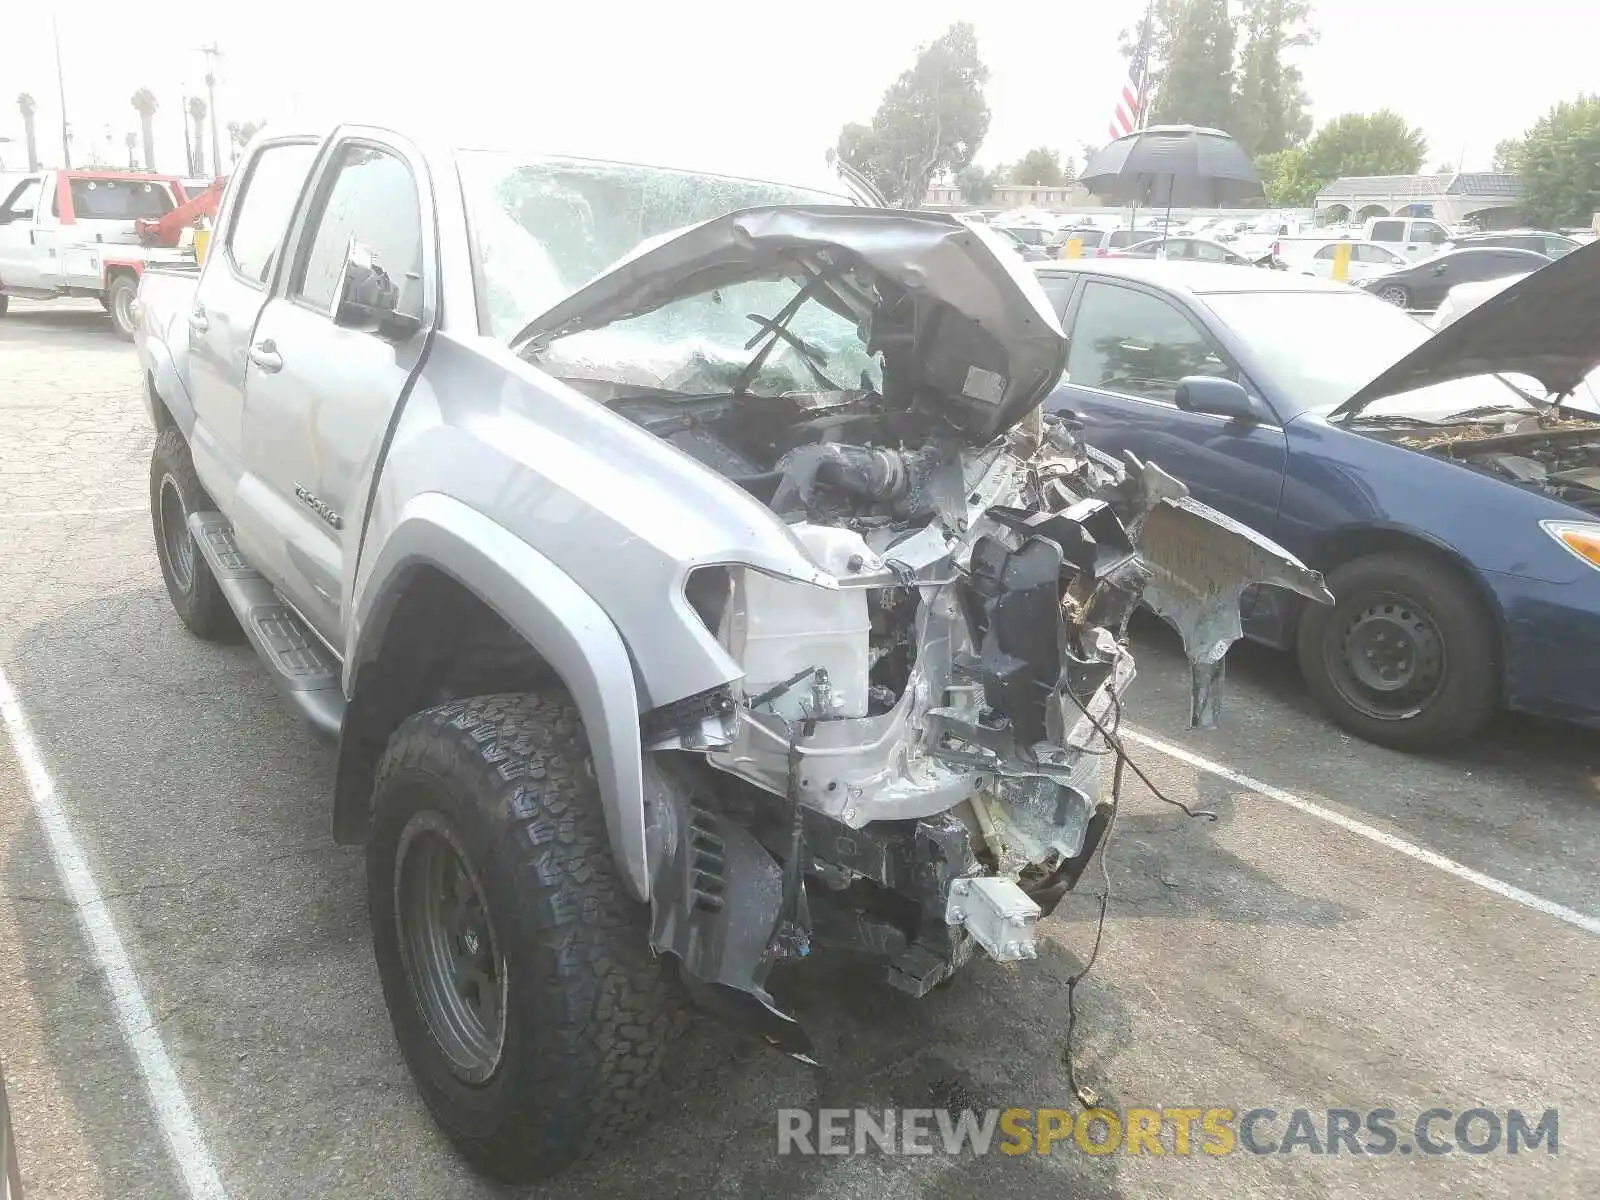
[1,0,1591,181]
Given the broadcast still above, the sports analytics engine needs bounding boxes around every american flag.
[1109,39,1150,140]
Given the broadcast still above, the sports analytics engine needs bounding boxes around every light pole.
[199,42,223,180]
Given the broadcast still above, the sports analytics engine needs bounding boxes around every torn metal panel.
[1135,493,1334,727]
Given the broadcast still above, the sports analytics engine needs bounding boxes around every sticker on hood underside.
[963,365,1007,405]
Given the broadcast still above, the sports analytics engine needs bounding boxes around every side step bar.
[188,511,345,741]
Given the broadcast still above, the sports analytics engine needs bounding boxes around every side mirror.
[1174,375,1264,422]
[333,238,423,341]
[1431,263,1448,275]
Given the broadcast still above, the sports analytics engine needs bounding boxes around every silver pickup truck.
[134,123,1328,1181]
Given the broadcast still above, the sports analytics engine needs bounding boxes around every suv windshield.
[1205,290,1532,419]
[455,150,846,341]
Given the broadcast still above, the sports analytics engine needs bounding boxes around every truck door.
[184,140,318,506]
[235,132,436,641]
[0,176,47,290]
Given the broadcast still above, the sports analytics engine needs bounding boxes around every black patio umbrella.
[1080,125,1264,232]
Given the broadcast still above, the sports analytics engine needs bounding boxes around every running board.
[188,512,345,741]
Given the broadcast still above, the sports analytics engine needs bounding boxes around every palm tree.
[186,95,208,175]
[131,87,158,170]
[125,130,138,169]
[16,93,38,170]
[225,119,240,164]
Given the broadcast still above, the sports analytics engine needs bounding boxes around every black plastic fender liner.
[644,763,816,1063]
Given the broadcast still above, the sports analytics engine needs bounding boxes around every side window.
[1354,245,1389,264]
[1036,273,1075,319]
[226,142,319,285]
[292,143,422,315]
[1370,220,1403,242]
[1191,240,1228,262]
[1414,222,1448,245]
[1314,245,1338,260]
[1546,237,1575,258]
[1066,283,1231,403]
[1,178,42,220]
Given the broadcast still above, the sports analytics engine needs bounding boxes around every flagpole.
[1130,0,1156,232]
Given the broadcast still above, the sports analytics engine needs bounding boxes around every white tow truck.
[0,169,222,338]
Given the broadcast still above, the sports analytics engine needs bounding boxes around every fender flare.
[351,494,652,901]
[139,329,196,437]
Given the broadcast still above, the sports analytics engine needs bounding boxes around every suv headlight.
[1541,520,1600,570]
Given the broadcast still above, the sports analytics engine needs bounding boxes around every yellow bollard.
[1062,237,1083,260]
[193,228,212,266]
[1331,241,1352,282]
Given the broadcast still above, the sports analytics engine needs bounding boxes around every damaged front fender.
[1116,454,1334,727]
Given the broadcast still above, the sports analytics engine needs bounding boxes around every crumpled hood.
[1332,239,1600,418]
[510,204,1068,444]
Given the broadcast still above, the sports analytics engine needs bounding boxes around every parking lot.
[1,300,1597,1199]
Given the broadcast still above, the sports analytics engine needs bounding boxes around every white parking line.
[1123,727,1600,937]
[0,506,144,521]
[0,667,229,1199]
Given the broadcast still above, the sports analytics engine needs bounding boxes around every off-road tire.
[368,691,690,1182]
[1296,551,1498,750]
[150,427,238,641]
[106,273,138,340]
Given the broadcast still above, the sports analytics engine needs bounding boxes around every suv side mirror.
[1174,375,1265,422]
[333,238,422,341]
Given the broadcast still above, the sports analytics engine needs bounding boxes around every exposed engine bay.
[598,381,1334,1057]
[519,204,1334,1060]
[1390,415,1600,514]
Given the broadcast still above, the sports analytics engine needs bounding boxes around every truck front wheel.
[367,691,689,1182]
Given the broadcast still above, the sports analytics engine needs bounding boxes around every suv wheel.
[368,691,689,1182]
[150,428,238,641]
[1295,552,1497,750]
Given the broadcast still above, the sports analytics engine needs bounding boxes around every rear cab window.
[1369,220,1404,243]
[224,142,320,285]
[63,178,175,220]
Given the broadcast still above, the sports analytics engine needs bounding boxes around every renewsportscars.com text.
[776,1106,1560,1157]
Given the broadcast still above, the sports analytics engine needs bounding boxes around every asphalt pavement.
[1,301,1597,1199]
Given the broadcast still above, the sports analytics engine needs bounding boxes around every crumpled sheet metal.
[1135,494,1334,728]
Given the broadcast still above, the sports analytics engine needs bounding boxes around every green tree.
[1491,137,1523,172]
[1147,0,1238,132]
[1301,110,1427,182]
[1255,145,1317,205]
[834,23,991,206]
[955,164,1005,203]
[1232,0,1315,156]
[1010,147,1069,186]
[1514,95,1600,228]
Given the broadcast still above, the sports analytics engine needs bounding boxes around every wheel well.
[147,372,177,434]
[1299,526,1505,659]
[332,567,558,844]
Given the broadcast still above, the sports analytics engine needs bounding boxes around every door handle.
[249,339,283,373]
[187,309,209,333]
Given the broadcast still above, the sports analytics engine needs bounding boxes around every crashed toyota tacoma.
[132,128,1328,1182]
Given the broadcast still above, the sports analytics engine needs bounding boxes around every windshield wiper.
[732,276,841,396]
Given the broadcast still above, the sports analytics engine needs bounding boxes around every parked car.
[1356,246,1550,310]
[1446,229,1583,258]
[1059,226,1161,257]
[132,123,1318,1181]
[1363,215,1454,262]
[1432,272,1600,407]
[1279,239,1409,283]
[1030,252,1600,749]
[0,169,206,337]
[992,225,1053,260]
[1110,236,1253,265]
[992,223,1057,247]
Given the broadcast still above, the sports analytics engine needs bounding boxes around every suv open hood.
[510,205,1068,444]
[1331,240,1600,419]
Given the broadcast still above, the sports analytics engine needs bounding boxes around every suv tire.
[150,427,238,641]
[107,274,139,340]
[1295,551,1497,750]
[368,691,689,1182]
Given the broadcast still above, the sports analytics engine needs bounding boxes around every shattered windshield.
[456,149,847,342]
